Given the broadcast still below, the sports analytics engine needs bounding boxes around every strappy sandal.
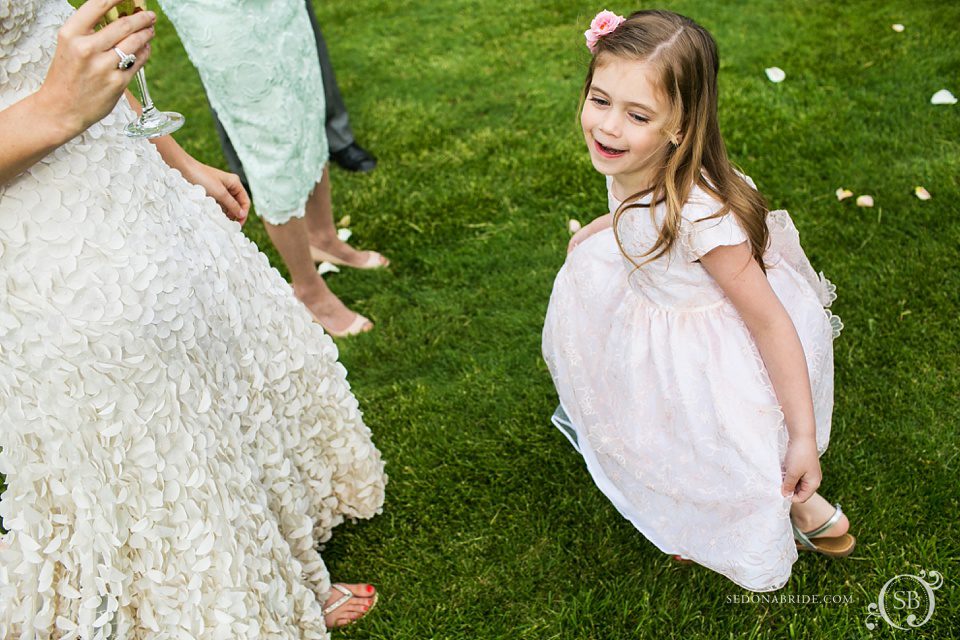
[793,503,856,558]
[304,307,373,338]
[323,313,373,338]
[322,583,379,628]
[310,247,390,270]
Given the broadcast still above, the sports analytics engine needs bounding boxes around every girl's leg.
[790,492,850,537]
[304,166,389,267]
[263,210,372,335]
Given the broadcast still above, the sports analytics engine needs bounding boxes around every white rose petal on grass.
[930,89,957,105]
[914,186,932,200]
[765,67,786,83]
[317,262,340,275]
[836,188,854,201]
[892,23,905,32]
[856,195,874,208]
[568,219,582,234]
[336,228,352,242]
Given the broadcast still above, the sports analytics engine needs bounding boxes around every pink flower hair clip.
[584,10,626,53]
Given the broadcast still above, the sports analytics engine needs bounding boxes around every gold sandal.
[305,307,373,338]
[310,247,389,270]
[323,313,373,338]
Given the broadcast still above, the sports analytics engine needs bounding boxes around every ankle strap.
[793,503,843,549]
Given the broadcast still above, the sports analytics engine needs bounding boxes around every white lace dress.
[0,2,385,638]
[542,176,841,592]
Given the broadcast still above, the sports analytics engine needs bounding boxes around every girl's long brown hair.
[583,10,769,269]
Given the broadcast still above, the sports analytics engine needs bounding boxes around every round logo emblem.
[865,570,943,631]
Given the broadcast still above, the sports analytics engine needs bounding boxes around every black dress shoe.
[330,143,377,173]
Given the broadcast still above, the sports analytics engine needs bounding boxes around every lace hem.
[767,210,842,338]
[256,160,328,225]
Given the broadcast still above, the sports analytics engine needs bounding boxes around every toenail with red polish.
[366,585,374,593]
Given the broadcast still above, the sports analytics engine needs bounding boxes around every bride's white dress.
[542,176,841,591]
[0,1,385,638]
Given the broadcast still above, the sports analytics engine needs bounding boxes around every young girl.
[542,9,855,592]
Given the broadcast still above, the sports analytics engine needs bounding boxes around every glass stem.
[134,68,157,117]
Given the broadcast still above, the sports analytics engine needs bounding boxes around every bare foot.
[323,583,377,628]
[790,492,850,538]
[293,278,373,336]
[309,235,390,269]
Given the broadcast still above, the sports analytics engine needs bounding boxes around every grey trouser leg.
[208,0,355,183]
[305,0,355,152]
[211,110,247,186]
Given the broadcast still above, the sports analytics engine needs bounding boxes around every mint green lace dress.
[159,0,328,224]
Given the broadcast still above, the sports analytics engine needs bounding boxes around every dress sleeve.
[680,203,749,261]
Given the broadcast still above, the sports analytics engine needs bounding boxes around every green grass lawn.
[10,0,960,637]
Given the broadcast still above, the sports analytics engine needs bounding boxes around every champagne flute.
[100,0,184,138]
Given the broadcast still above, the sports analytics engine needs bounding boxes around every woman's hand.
[133,104,250,224]
[36,0,156,138]
[781,437,822,503]
[567,213,613,253]
[0,1,156,184]
[179,159,250,225]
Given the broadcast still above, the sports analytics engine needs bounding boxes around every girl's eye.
[629,113,649,123]
[589,96,609,106]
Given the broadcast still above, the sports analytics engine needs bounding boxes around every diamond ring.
[114,47,137,71]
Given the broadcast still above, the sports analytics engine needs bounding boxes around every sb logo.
[865,570,943,631]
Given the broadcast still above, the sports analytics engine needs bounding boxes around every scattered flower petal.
[856,195,874,208]
[891,23,905,32]
[317,262,340,275]
[568,219,582,234]
[930,89,957,105]
[765,67,786,83]
[835,188,854,201]
[337,215,351,228]
[336,228,352,242]
[914,186,931,200]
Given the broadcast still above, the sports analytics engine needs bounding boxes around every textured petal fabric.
[542,175,838,592]
[0,2,385,638]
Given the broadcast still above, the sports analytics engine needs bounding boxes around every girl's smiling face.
[581,57,674,197]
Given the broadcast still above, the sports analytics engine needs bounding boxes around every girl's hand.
[179,159,250,225]
[781,437,821,503]
[37,0,156,138]
[567,214,613,253]
[701,243,823,504]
